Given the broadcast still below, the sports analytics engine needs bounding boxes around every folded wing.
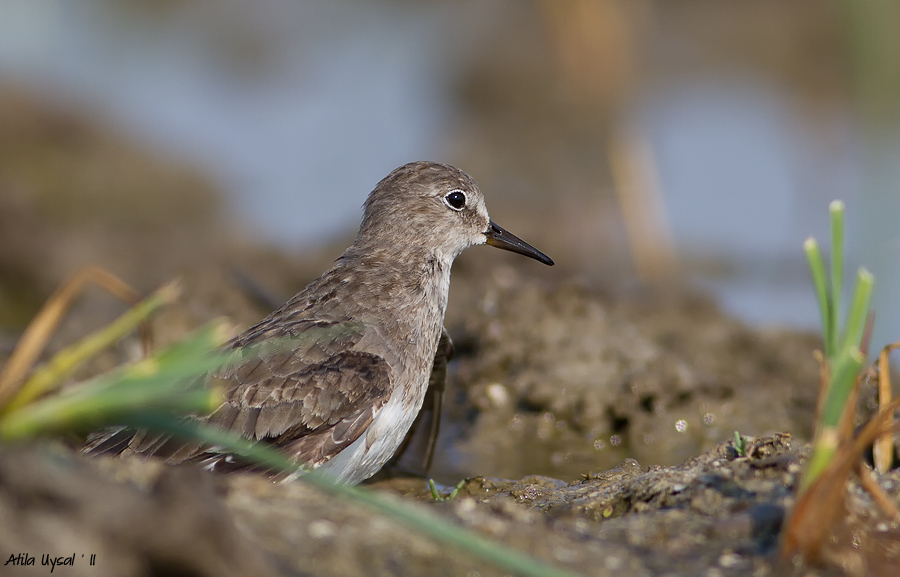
[86,320,392,472]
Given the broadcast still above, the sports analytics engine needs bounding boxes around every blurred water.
[644,78,854,330]
[644,77,900,341]
[0,0,466,245]
[1,0,898,336]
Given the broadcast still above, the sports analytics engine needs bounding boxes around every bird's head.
[357,161,553,267]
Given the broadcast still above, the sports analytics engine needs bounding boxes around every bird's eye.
[443,190,466,211]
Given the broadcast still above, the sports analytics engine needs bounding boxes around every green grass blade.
[820,346,866,429]
[840,268,874,354]
[802,345,865,490]
[801,427,841,491]
[121,415,585,577]
[804,238,834,357]
[0,323,234,440]
[829,201,844,346]
[0,324,360,441]
[3,283,180,414]
[0,389,218,441]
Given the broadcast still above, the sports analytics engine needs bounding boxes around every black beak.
[484,221,554,266]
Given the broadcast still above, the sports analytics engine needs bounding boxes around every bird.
[87,161,553,485]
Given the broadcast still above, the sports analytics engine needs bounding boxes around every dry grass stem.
[0,266,148,407]
[873,341,899,473]
[782,371,900,561]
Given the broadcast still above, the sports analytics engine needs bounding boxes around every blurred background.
[2,0,899,339]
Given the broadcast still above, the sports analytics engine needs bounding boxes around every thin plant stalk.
[829,201,844,356]
[124,414,584,577]
[1,282,180,415]
[839,268,874,355]
[0,266,150,404]
[0,322,231,440]
[804,238,833,358]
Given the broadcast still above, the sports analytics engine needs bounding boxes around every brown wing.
[88,319,391,471]
[202,348,391,468]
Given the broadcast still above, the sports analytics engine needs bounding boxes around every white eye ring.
[443,189,467,211]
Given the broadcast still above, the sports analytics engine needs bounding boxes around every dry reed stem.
[0,266,147,408]
[782,378,900,561]
[873,341,899,473]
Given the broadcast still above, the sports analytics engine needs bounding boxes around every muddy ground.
[0,90,898,576]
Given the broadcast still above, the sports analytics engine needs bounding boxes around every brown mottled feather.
[205,349,391,467]
[88,319,394,471]
[177,322,391,469]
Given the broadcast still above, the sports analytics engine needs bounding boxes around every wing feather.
[85,319,393,472]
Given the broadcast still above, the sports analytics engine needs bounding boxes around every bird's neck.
[335,243,453,371]
[337,243,454,311]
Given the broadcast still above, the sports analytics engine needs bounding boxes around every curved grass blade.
[121,414,585,577]
[804,238,834,357]
[0,322,232,440]
[1,282,181,414]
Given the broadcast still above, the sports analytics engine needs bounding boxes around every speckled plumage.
[87,161,553,484]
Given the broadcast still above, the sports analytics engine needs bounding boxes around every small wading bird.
[87,161,553,484]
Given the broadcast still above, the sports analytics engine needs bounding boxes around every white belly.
[311,384,425,484]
